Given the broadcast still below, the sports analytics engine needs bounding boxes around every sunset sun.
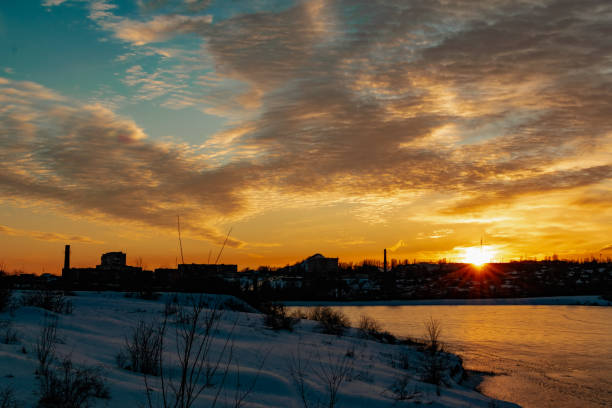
[460,246,497,266]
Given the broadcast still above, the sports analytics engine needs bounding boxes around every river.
[288,303,612,408]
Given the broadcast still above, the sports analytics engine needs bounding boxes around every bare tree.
[424,317,442,353]
[421,317,444,395]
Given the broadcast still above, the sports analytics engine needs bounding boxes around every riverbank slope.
[0,291,518,407]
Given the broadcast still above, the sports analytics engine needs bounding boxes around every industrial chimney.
[384,248,387,273]
[63,244,70,276]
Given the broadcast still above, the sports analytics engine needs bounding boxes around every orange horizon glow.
[0,232,608,276]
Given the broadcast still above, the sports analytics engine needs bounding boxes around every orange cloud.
[0,225,103,244]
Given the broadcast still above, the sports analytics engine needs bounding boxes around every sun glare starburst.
[460,245,497,266]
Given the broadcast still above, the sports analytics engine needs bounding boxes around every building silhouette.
[61,245,239,292]
[62,246,144,290]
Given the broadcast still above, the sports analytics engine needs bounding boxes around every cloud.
[445,166,612,214]
[175,0,611,210]
[110,14,212,46]
[388,240,407,252]
[324,237,376,247]
[245,242,282,250]
[122,64,191,101]
[9,0,612,253]
[571,190,612,209]
[42,0,69,6]
[137,0,213,13]
[89,1,212,46]
[429,229,454,239]
[601,245,612,252]
[0,77,246,247]
[0,225,103,244]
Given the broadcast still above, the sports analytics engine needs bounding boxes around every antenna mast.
[177,215,185,265]
[214,227,233,265]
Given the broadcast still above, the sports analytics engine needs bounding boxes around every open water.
[291,304,612,407]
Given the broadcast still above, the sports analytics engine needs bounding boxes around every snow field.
[0,292,518,407]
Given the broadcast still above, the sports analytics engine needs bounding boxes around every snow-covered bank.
[0,292,518,407]
[284,295,611,307]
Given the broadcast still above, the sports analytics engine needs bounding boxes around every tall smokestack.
[384,248,387,273]
[63,244,70,275]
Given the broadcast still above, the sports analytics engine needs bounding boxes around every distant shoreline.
[283,295,611,307]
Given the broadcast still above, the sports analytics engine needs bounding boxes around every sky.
[1,0,611,274]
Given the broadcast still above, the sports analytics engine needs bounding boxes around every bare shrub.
[0,385,19,408]
[143,296,237,408]
[126,291,161,301]
[22,290,72,315]
[358,315,381,336]
[316,351,354,408]
[419,352,444,393]
[424,317,441,353]
[389,374,422,402]
[0,320,19,344]
[38,358,109,408]
[288,344,312,408]
[36,314,58,377]
[0,271,13,313]
[290,308,308,320]
[309,307,350,336]
[0,289,12,314]
[262,303,298,332]
[164,297,179,317]
[390,348,412,370]
[357,315,396,343]
[229,351,269,408]
[117,319,162,375]
[288,343,355,408]
[34,314,109,407]
[220,297,253,313]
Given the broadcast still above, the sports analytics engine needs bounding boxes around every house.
[301,253,338,276]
